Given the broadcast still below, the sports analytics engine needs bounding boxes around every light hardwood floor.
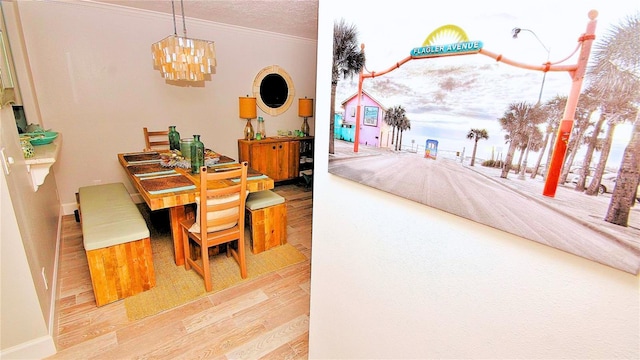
[47,183,313,359]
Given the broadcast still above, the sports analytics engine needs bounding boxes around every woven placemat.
[139,174,195,193]
[218,155,235,164]
[123,152,160,163]
[128,162,171,175]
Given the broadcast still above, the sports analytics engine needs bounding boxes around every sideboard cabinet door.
[238,138,309,182]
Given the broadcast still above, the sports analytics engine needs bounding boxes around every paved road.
[329,149,640,274]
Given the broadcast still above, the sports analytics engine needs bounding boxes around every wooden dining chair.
[179,162,249,291]
[143,127,170,152]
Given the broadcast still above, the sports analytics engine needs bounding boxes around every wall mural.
[329,8,640,275]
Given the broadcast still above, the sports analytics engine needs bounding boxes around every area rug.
[124,207,306,321]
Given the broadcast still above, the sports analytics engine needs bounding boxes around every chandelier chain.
[180,0,187,38]
[151,0,216,82]
[171,0,177,36]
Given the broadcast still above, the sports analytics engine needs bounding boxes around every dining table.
[118,150,274,266]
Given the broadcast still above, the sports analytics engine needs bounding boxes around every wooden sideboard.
[238,137,313,182]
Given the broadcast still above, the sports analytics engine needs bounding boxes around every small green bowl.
[25,131,58,146]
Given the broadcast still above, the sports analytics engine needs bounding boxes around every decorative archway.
[352,10,598,198]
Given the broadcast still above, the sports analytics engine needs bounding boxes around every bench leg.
[248,202,287,254]
[86,237,155,306]
[169,206,188,266]
[75,192,81,223]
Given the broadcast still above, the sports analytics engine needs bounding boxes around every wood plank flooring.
[47,183,313,359]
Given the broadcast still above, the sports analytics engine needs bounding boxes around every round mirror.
[253,65,294,116]
[260,74,287,108]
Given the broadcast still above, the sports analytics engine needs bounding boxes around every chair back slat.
[143,127,170,151]
[181,162,249,291]
[198,163,248,235]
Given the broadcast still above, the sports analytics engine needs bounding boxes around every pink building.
[340,90,391,148]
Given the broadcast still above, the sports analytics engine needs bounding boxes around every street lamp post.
[512,27,550,180]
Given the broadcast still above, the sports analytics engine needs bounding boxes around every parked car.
[570,172,616,194]
[568,166,595,176]
[571,172,640,202]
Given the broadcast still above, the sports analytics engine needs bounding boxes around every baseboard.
[60,202,77,216]
[49,210,63,347]
[0,335,56,359]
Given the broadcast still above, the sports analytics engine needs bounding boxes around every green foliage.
[332,19,366,85]
[466,128,489,141]
[482,159,504,168]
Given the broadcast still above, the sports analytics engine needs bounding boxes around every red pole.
[354,70,363,153]
[353,44,366,153]
[543,10,598,197]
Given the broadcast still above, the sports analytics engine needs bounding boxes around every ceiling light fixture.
[151,0,216,82]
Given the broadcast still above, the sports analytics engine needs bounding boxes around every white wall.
[11,0,317,211]
[0,106,57,358]
[308,1,640,358]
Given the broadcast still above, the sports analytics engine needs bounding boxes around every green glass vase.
[168,125,180,151]
[191,134,205,174]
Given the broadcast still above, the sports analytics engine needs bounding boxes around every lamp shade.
[239,96,257,119]
[298,98,314,117]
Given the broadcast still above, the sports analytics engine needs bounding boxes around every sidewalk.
[330,139,393,160]
[465,163,640,253]
[330,139,640,254]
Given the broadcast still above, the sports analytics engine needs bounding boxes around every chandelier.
[151,0,216,82]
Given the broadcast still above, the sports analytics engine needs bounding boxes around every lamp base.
[301,117,310,136]
[243,119,255,140]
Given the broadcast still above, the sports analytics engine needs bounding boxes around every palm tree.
[585,12,640,226]
[532,96,564,178]
[331,19,365,154]
[585,103,636,196]
[383,105,404,149]
[558,88,598,184]
[466,128,489,166]
[513,103,545,177]
[498,101,537,178]
[573,109,607,191]
[396,115,411,151]
[606,112,640,225]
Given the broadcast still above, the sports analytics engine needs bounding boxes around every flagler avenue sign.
[410,41,483,58]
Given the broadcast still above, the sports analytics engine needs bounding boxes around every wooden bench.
[78,183,155,307]
[245,190,287,254]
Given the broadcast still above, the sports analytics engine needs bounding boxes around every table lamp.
[298,97,313,136]
[239,95,257,140]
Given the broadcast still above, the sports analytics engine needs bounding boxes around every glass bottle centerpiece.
[256,116,266,140]
[168,125,180,151]
[191,134,205,174]
[180,138,193,161]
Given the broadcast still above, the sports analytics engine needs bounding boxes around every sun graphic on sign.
[422,25,469,46]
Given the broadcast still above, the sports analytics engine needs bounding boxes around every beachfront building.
[340,90,391,148]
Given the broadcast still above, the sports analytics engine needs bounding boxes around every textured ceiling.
[90,0,319,40]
